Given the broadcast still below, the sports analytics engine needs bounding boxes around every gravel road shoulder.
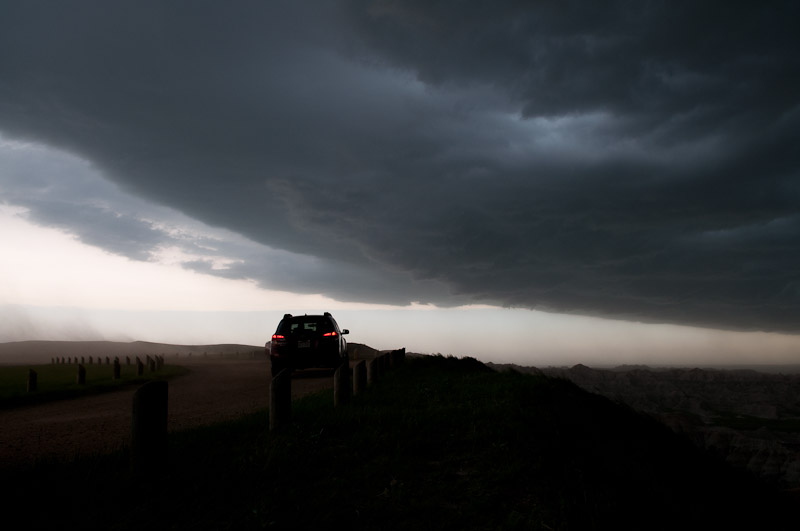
[0,359,334,467]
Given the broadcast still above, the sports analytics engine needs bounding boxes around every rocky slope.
[489,363,800,488]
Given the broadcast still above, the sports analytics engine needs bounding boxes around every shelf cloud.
[1,1,798,332]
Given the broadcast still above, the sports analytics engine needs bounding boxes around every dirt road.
[0,359,334,467]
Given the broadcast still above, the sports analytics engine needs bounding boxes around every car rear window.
[278,317,334,334]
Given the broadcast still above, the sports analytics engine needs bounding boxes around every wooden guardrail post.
[353,360,366,396]
[27,369,37,393]
[113,358,121,380]
[131,380,168,475]
[391,348,406,367]
[334,362,351,407]
[77,364,86,385]
[136,357,144,376]
[367,358,377,385]
[270,369,291,431]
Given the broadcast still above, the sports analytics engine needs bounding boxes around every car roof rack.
[283,313,292,319]
[324,311,331,317]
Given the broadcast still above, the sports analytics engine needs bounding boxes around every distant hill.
[0,340,397,365]
[346,342,378,360]
[0,340,263,365]
[347,343,417,360]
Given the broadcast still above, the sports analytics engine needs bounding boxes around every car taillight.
[323,331,337,337]
[272,334,285,340]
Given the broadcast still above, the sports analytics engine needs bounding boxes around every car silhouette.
[267,312,349,375]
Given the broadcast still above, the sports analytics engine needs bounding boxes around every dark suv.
[268,312,349,375]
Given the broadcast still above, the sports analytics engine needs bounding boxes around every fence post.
[270,369,291,431]
[391,348,405,367]
[334,362,351,407]
[137,358,144,376]
[77,364,86,385]
[353,360,366,397]
[27,369,37,393]
[367,358,377,385]
[130,380,168,475]
[113,358,121,380]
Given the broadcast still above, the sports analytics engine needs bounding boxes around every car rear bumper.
[271,345,345,369]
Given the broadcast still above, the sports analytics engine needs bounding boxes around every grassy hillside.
[5,356,792,530]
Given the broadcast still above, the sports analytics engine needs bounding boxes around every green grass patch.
[0,363,189,408]
[3,356,794,530]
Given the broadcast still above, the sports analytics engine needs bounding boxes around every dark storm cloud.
[1,1,798,332]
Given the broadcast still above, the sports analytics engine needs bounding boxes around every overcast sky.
[1,1,799,366]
